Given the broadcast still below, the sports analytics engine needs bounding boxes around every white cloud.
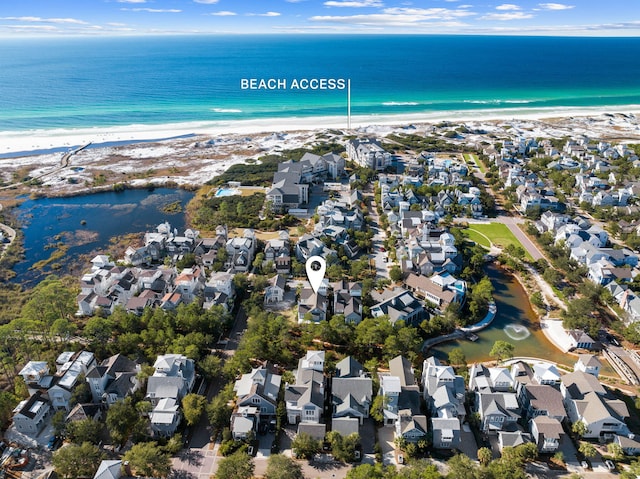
[121,8,182,12]
[383,7,475,18]
[0,16,88,24]
[324,0,384,7]
[2,24,58,31]
[311,8,475,27]
[496,4,521,10]
[480,11,532,20]
[117,0,147,3]
[246,12,281,17]
[193,0,220,4]
[458,5,473,8]
[538,3,574,10]
[209,11,237,16]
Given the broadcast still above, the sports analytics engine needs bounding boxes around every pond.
[12,188,194,286]
[433,264,572,367]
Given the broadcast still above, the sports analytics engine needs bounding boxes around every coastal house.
[404,272,465,312]
[18,361,50,396]
[331,280,363,324]
[264,232,291,274]
[12,391,51,437]
[469,364,514,392]
[331,376,371,419]
[266,161,309,212]
[614,434,640,456]
[567,330,596,350]
[379,356,428,443]
[150,397,181,437]
[146,354,195,407]
[422,357,465,450]
[297,288,328,324]
[561,371,629,440]
[574,355,602,377]
[331,357,372,426]
[264,274,287,305]
[295,233,337,262]
[85,353,141,405]
[203,271,236,311]
[518,384,566,422]
[285,351,325,427]
[93,460,123,479]
[530,416,565,453]
[370,287,425,326]
[234,364,282,417]
[48,351,96,411]
[474,391,520,433]
[346,138,391,171]
[225,229,256,273]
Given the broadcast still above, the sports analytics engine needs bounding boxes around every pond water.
[12,188,194,286]
[433,264,571,367]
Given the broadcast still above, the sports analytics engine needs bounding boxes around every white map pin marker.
[305,255,326,295]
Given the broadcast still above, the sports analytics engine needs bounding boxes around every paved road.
[365,187,390,280]
[0,222,16,258]
[498,215,545,261]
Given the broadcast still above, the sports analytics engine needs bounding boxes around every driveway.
[378,425,396,465]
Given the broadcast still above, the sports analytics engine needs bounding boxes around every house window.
[305,409,315,417]
[440,442,450,448]
[252,397,260,404]
[260,407,267,413]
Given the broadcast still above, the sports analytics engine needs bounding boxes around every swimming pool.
[214,188,241,197]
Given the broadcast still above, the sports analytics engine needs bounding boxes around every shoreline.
[2,105,640,156]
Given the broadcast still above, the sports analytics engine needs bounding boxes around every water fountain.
[503,323,531,341]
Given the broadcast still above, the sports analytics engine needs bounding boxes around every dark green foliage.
[66,418,103,445]
[193,193,265,230]
[264,454,304,479]
[291,432,321,459]
[122,441,172,478]
[216,450,255,479]
[53,442,105,479]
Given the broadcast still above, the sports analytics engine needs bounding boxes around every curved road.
[0,222,16,258]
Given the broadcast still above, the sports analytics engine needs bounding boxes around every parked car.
[47,436,61,451]
[604,460,615,471]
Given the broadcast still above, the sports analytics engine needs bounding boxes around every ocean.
[1,35,640,133]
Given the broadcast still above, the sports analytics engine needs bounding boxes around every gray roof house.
[12,391,51,437]
[530,416,564,453]
[431,417,461,450]
[475,391,520,433]
[285,351,325,428]
[146,354,195,406]
[574,354,602,377]
[150,397,181,437]
[614,434,640,456]
[86,353,140,404]
[518,384,566,422]
[232,363,282,439]
[561,371,629,440]
[332,374,372,426]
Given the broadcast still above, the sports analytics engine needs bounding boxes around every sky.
[0,0,639,36]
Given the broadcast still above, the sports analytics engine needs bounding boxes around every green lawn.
[463,229,491,249]
[463,153,486,173]
[464,222,534,261]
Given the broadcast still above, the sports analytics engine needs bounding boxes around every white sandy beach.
[2,107,640,196]
[3,105,640,156]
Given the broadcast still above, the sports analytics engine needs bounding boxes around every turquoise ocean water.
[1,35,640,132]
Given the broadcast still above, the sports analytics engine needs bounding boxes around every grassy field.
[463,229,491,249]
[463,153,486,173]
[464,222,534,261]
